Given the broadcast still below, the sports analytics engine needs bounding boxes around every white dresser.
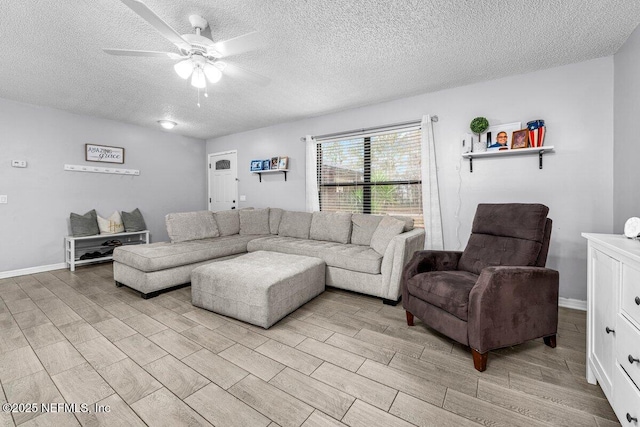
[583,233,640,425]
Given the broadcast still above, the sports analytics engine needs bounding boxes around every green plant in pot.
[470,117,489,145]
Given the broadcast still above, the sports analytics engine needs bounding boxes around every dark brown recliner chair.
[402,203,559,371]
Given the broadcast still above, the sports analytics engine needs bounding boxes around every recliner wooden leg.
[406,311,414,326]
[543,334,557,348]
[471,348,488,372]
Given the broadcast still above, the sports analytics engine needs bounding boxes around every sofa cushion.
[247,236,382,274]
[406,270,478,321]
[351,214,383,246]
[214,209,240,236]
[70,209,99,237]
[166,211,219,243]
[239,208,270,235]
[113,235,259,272]
[122,208,147,232]
[370,217,406,255]
[310,212,352,244]
[269,208,284,235]
[278,211,313,239]
[392,215,415,232]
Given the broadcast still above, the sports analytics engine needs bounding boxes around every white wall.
[0,98,206,273]
[614,25,640,231]
[208,57,615,301]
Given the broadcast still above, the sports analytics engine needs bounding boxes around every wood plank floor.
[0,264,619,426]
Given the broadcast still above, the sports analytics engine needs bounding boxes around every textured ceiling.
[0,0,638,139]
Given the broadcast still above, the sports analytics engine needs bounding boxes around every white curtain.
[421,115,444,249]
[305,135,320,212]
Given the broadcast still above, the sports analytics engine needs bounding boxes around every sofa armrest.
[380,228,425,301]
[468,266,559,353]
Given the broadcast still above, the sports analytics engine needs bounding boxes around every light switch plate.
[11,160,27,168]
[0,195,7,204]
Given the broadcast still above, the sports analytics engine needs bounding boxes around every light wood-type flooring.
[0,263,619,426]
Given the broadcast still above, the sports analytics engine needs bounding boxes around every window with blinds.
[317,127,423,227]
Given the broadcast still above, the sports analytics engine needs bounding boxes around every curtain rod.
[299,116,438,142]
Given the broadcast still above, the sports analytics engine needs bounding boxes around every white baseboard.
[0,263,67,279]
[558,297,587,311]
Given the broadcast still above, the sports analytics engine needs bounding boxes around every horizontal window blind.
[317,127,423,228]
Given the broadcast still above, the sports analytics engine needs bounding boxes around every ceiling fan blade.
[120,0,191,51]
[218,61,270,87]
[213,32,264,57]
[103,48,184,59]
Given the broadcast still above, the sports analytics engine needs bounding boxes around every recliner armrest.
[467,266,559,353]
[401,250,462,303]
[402,250,462,279]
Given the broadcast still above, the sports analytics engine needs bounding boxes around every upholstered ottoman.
[191,251,325,328]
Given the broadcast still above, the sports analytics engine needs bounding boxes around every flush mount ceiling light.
[157,120,177,129]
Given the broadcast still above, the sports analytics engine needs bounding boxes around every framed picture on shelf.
[278,156,289,170]
[250,160,263,171]
[270,157,279,170]
[511,129,529,149]
[262,159,271,170]
[482,122,521,151]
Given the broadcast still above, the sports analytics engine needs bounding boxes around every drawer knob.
[629,354,640,364]
[627,413,638,423]
[605,326,615,334]
[635,296,640,305]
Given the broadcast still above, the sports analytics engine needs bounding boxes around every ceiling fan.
[103,0,269,105]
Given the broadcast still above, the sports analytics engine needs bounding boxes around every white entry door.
[208,151,237,211]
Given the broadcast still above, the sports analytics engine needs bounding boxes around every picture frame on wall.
[262,159,271,170]
[511,129,529,149]
[270,157,279,170]
[482,122,521,151]
[250,160,263,171]
[278,156,289,170]
[85,144,125,164]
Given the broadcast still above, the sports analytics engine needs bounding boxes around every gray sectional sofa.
[113,208,425,302]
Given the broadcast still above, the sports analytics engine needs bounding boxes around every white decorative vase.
[473,140,486,153]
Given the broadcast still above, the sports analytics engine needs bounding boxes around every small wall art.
[250,160,263,171]
[278,156,289,170]
[511,129,529,149]
[270,157,279,170]
[86,144,125,164]
[482,122,521,151]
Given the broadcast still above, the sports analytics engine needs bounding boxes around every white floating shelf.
[461,146,554,172]
[251,169,289,182]
[64,164,140,176]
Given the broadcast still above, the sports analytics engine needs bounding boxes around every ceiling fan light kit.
[103,0,269,107]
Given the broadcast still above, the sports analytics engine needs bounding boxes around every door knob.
[629,354,640,364]
[605,326,615,334]
[627,413,638,423]
[635,296,640,305]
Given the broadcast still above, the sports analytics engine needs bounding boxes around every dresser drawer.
[622,264,640,326]
[613,363,640,426]
[616,314,640,388]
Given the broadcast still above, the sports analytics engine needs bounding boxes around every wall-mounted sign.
[85,144,125,164]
